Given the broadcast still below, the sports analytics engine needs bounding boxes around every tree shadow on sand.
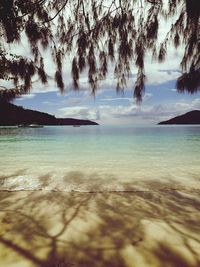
[0,172,200,267]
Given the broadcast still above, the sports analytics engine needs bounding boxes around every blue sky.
[4,2,199,125]
[14,76,200,125]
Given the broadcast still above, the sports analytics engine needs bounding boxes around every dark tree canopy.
[0,0,199,102]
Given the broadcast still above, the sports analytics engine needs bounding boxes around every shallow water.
[0,125,200,191]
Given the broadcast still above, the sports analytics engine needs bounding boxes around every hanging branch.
[0,0,199,102]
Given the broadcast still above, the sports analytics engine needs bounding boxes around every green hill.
[158,110,200,125]
[0,101,98,126]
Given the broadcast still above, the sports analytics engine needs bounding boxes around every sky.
[13,45,200,125]
[14,76,200,125]
[3,1,199,125]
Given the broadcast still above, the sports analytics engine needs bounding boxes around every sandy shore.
[0,186,200,267]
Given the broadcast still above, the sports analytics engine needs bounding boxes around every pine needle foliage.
[0,0,199,102]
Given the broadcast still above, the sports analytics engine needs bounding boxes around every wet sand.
[0,184,200,267]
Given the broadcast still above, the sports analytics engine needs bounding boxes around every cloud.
[101,97,133,102]
[58,106,100,121]
[3,2,198,127]
[158,69,181,75]
[190,98,200,109]
[143,93,153,101]
[145,66,181,86]
[18,94,35,100]
[42,101,60,106]
[58,97,200,125]
[2,1,186,99]
[58,104,140,123]
[100,93,152,103]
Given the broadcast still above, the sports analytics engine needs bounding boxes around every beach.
[1,0,199,264]
[0,184,200,267]
[0,125,200,266]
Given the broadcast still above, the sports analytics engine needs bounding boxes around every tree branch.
[43,0,69,23]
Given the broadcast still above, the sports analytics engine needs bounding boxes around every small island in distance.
[158,110,200,125]
[0,101,98,126]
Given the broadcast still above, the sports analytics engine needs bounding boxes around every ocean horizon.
[1,125,200,192]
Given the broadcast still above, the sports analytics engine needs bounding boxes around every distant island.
[158,110,200,125]
[0,101,98,126]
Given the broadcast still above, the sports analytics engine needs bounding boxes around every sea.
[0,125,200,192]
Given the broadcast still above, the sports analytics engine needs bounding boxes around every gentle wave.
[1,126,200,193]
[0,187,199,193]
[1,174,199,193]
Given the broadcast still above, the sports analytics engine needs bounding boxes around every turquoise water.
[0,125,200,191]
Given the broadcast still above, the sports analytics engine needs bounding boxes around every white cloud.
[2,0,186,99]
[143,93,153,101]
[101,97,133,102]
[57,97,200,125]
[191,98,200,109]
[58,106,100,121]
[18,94,35,100]
[42,101,60,106]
